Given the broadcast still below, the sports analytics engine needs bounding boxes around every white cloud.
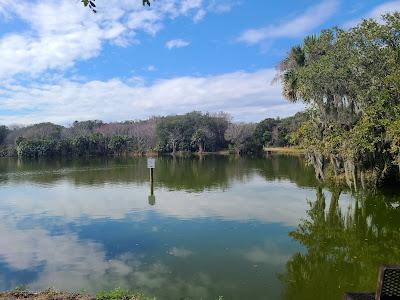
[146,65,157,71]
[193,0,236,21]
[0,175,315,226]
[165,38,191,49]
[168,247,193,258]
[180,0,203,14]
[0,0,206,79]
[0,218,213,296]
[242,240,291,265]
[193,9,206,22]
[125,9,163,35]
[343,0,400,28]
[237,0,339,45]
[0,220,132,290]
[208,0,236,13]
[0,68,303,124]
[368,1,400,19]
[0,0,14,18]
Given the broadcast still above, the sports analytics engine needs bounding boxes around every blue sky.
[0,0,399,125]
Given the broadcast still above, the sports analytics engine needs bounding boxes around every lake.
[0,155,399,300]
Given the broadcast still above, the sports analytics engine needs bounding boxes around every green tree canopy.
[278,13,400,187]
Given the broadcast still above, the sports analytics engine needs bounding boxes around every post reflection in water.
[0,155,399,300]
[148,169,156,206]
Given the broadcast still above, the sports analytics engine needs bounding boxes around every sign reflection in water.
[0,155,399,300]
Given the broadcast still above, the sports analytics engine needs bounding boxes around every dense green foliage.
[254,112,306,147]
[0,112,300,159]
[1,119,158,158]
[278,13,400,187]
[156,112,229,153]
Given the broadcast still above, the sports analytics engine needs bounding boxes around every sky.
[0,0,399,125]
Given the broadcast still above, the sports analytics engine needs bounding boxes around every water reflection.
[0,155,398,299]
[0,155,318,225]
[0,155,318,190]
[281,187,400,300]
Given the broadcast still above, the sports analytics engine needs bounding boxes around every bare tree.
[224,123,256,155]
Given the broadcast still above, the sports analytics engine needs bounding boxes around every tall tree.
[0,126,9,145]
[278,13,400,187]
[224,123,260,155]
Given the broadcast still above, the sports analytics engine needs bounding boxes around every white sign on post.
[147,158,156,169]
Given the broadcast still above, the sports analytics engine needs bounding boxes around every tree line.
[278,12,400,187]
[0,112,304,158]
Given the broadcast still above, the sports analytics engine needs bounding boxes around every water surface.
[0,155,399,299]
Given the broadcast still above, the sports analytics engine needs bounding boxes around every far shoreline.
[0,147,305,159]
[263,147,305,155]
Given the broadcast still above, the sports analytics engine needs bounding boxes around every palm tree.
[276,45,305,102]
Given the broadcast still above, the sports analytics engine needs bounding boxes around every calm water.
[0,155,399,300]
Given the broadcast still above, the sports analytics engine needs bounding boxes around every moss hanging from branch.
[277,13,400,187]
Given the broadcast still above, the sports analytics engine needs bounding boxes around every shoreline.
[0,291,93,300]
[0,288,155,300]
[264,147,305,155]
[0,147,304,159]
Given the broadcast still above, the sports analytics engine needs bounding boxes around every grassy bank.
[0,288,155,300]
[0,288,226,300]
[264,147,304,154]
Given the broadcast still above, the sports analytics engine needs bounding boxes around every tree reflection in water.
[281,187,400,300]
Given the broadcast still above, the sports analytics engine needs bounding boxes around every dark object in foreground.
[345,265,400,300]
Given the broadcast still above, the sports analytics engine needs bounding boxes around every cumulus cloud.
[0,68,303,125]
[343,0,400,28]
[165,38,191,49]
[0,0,208,79]
[237,0,339,45]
